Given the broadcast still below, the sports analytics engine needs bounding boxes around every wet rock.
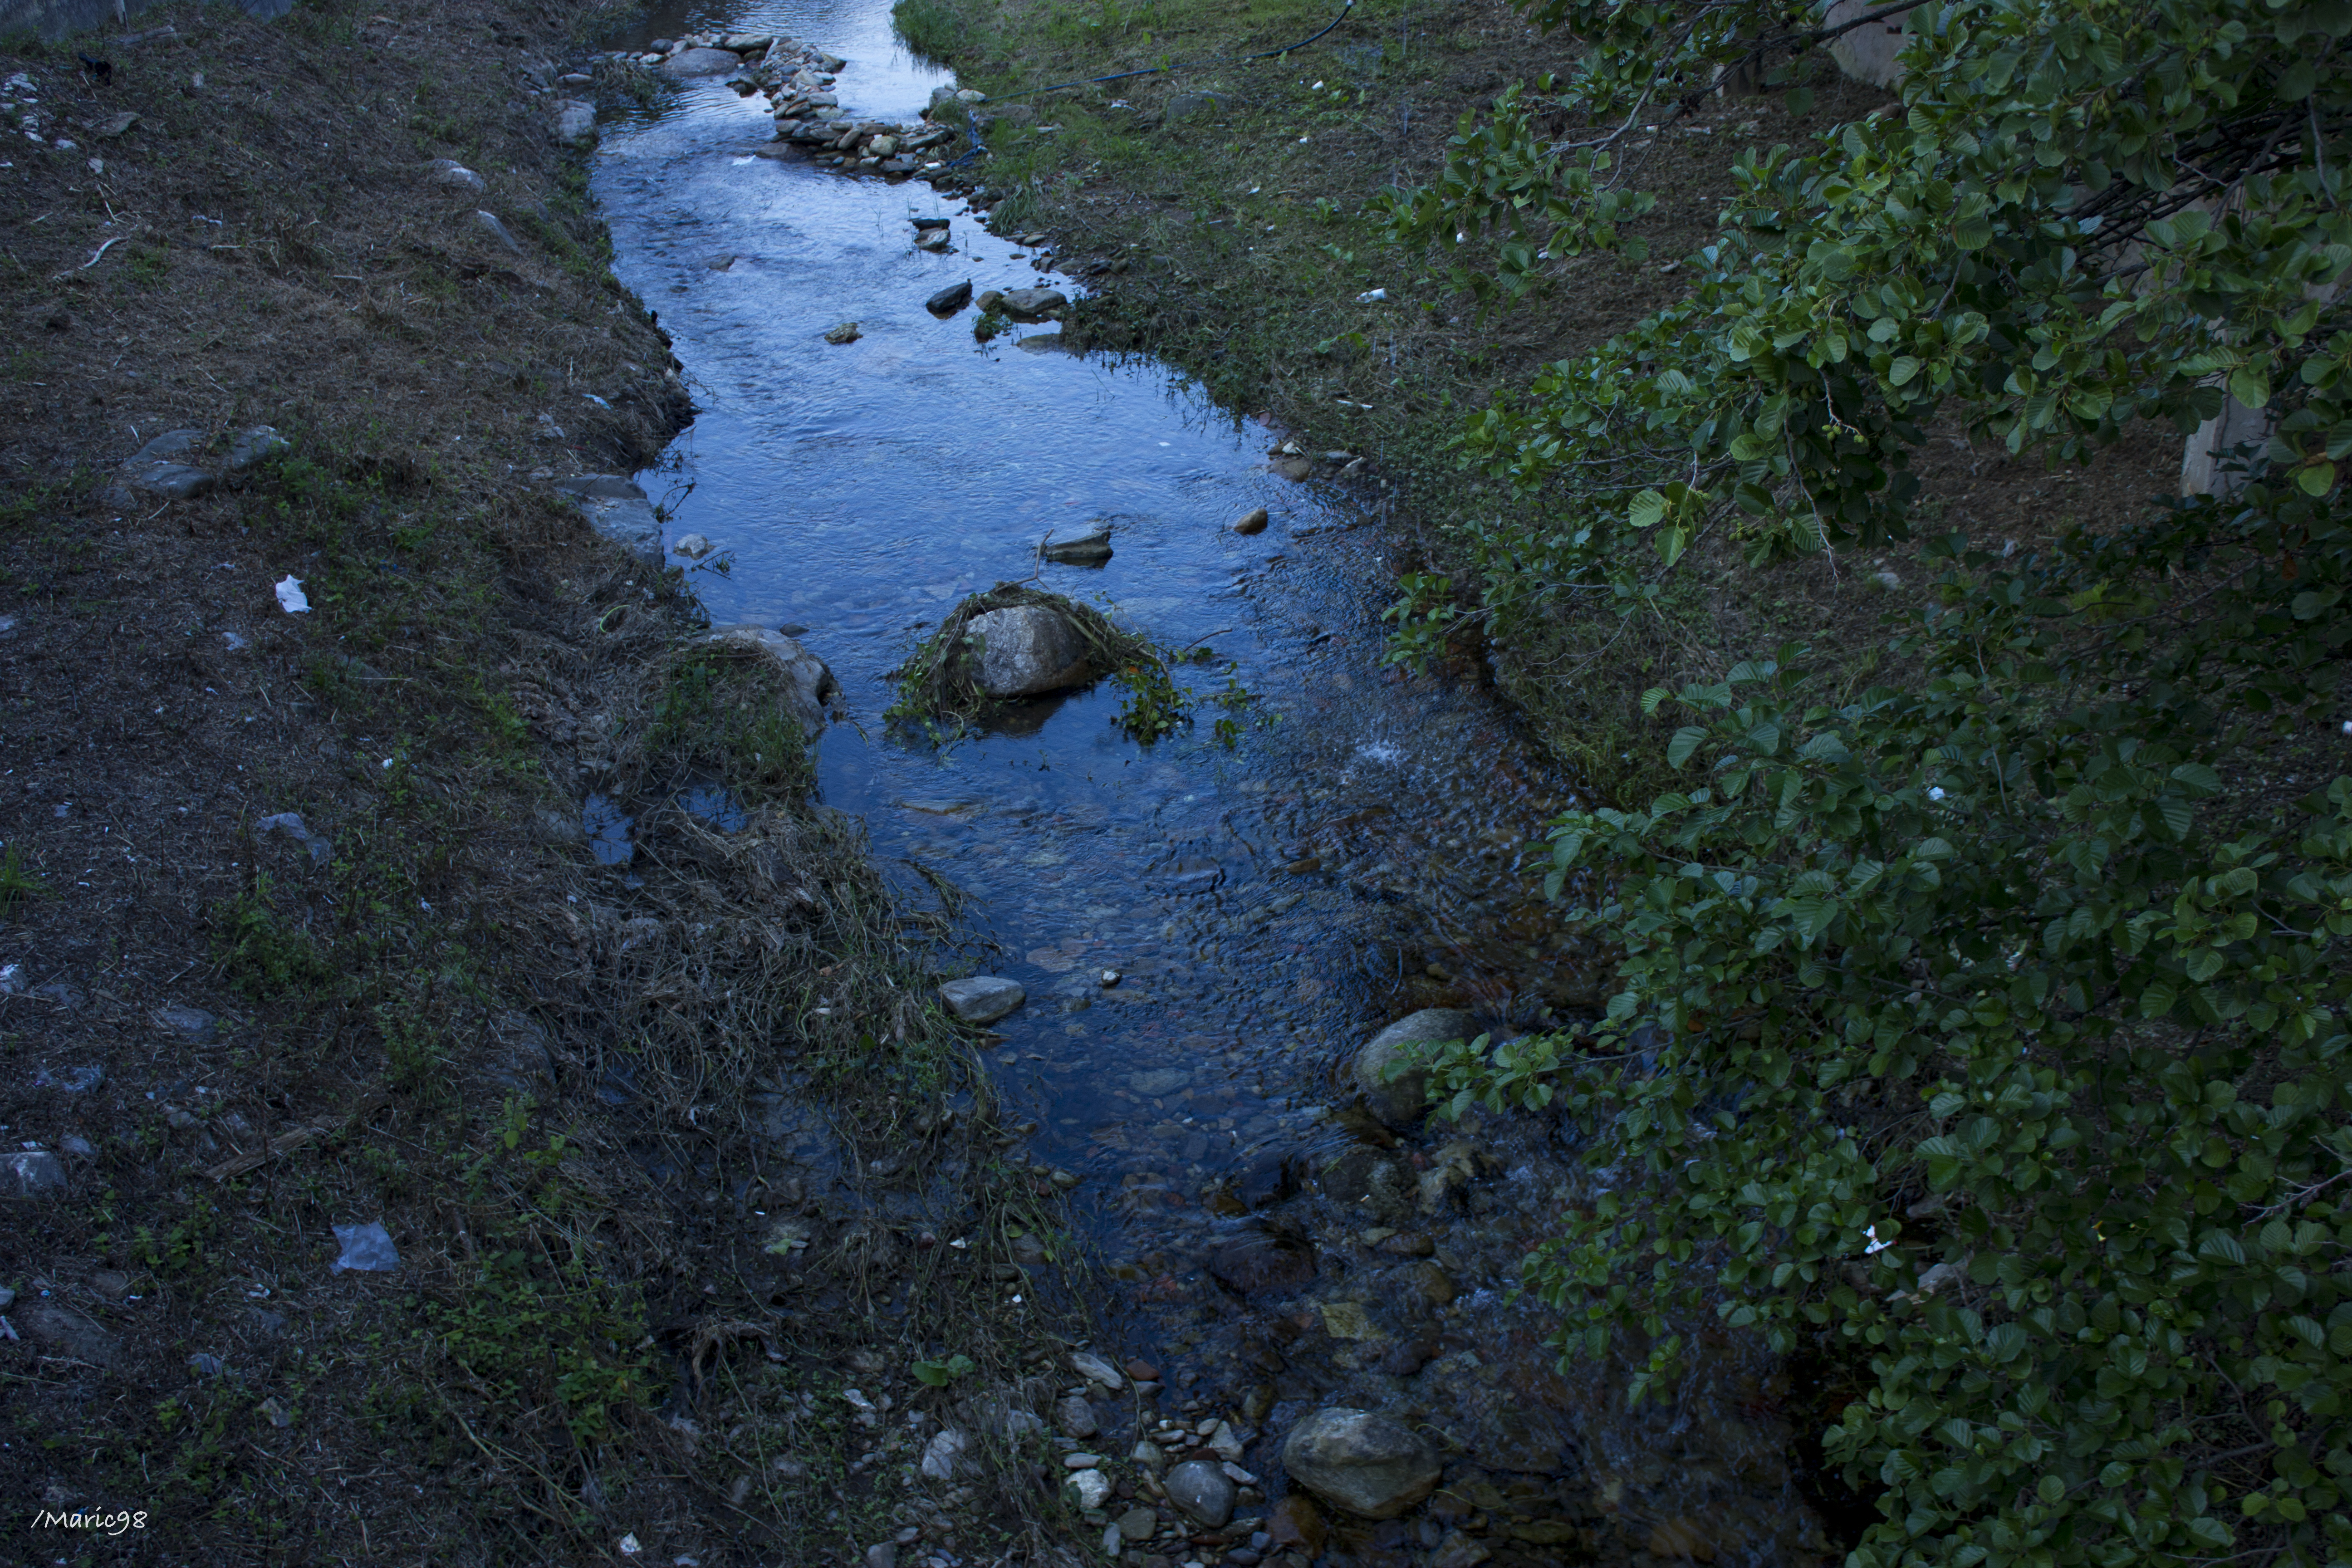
[1062,1467,1112,1509]
[940,975,1024,1024]
[1352,1009,1478,1128]
[151,1002,218,1041]
[674,533,714,559]
[1123,1355,1158,1382]
[914,226,951,253]
[1280,1408,1442,1519]
[1267,1493,1326,1556]
[693,624,841,732]
[997,286,1066,321]
[1646,1519,1717,1561]
[1209,1230,1316,1296]
[1166,1459,1236,1527]
[1232,507,1269,534]
[1430,1533,1493,1568]
[660,46,742,77]
[1129,1437,1164,1472]
[1406,1261,1458,1310]
[1237,1147,1299,1208]
[961,603,1092,697]
[121,429,214,500]
[823,320,862,344]
[1114,1504,1159,1541]
[926,279,973,314]
[1039,519,1112,564]
[1071,1349,1125,1390]
[5,1149,65,1196]
[1319,1300,1377,1340]
[1054,1393,1098,1438]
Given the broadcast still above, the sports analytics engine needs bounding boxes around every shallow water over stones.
[590,8,1829,1562]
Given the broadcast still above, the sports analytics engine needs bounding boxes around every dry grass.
[0,0,1099,1560]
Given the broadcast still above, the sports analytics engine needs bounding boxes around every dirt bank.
[0,1,1096,1562]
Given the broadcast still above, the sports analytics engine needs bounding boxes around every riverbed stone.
[1054,1393,1099,1438]
[550,474,664,562]
[1281,1407,1442,1519]
[225,425,290,472]
[998,286,1066,320]
[693,625,839,732]
[1209,1229,1315,1295]
[1268,1493,1327,1555]
[1070,1349,1124,1389]
[1352,1008,1478,1128]
[1039,519,1112,564]
[961,603,1092,697]
[1233,506,1269,534]
[1062,1467,1112,1510]
[914,225,951,252]
[926,279,973,314]
[659,47,741,78]
[1165,1459,1236,1527]
[939,975,1024,1024]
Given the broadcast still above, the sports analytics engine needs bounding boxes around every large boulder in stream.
[1352,1008,1478,1128]
[659,47,743,78]
[961,603,1092,698]
[694,625,840,732]
[1281,1407,1442,1519]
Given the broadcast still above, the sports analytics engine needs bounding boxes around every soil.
[0,1,1093,1563]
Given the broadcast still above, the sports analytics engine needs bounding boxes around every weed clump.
[888,582,1171,732]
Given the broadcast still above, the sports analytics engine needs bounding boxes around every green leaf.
[2229,365,2273,410]
[1666,726,1707,770]
[1628,489,1668,529]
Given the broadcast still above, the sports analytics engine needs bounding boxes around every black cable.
[934,0,1357,172]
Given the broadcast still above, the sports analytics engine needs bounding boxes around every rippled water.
[592,9,1830,1559]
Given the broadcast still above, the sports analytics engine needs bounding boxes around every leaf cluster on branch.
[1378,1,2352,1562]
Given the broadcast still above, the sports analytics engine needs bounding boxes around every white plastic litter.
[330,1220,399,1272]
[274,576,310,614]
[1355,288,1387,303]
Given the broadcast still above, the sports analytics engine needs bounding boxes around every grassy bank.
[896,0,2179,801]
[0,1,1084,1561]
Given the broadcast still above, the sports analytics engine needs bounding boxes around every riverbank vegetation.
[911,0,2352,1559]
[0,0,1080,1560]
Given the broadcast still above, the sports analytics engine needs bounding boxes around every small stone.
[1352,1009,1478,1129]
[1054,1394,1099,1437]
[151,1001,219,1041]
[555,100,595,142]
[0,1287,12,1310]
[1207,1421,1244,1462]
[675,533,714,559]
[1062,1467,1112,1510]
[1407,1260,1458,1308]
[1871,568,1903,591]
[1063,1450,1105,1469]
[5,1150,63,1196]
[1232,507,1269,534]
[188,1352,227,1377]
[225,426,290,473]
[823,321,862,344]
[258,1396,294,1428]
[926,279,972,314]
[1071,1349,1124,1389]
[961,603,1093,697]
[1130,1438,1164,1472]
[940,975,1024,1024]
[865,1545,898,1568]
[919,1427,968,1480]
[1115,1504,1158,1541]
[1099,969,1122,987]
[34,1064,104,1093]
[474,210,526,255]
[1122,1357,1159,1382]
[1209,1230,1316,1296]
[426,158,485,193]
[915,227,951,252]
[1164,1460,1235,1528]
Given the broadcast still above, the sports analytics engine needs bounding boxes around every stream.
[588,7,1835,1563]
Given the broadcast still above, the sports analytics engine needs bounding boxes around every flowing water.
[591,10,1838,1562]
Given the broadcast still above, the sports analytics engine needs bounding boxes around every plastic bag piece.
[331,1220,399,1273]
[275,575,310,614]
